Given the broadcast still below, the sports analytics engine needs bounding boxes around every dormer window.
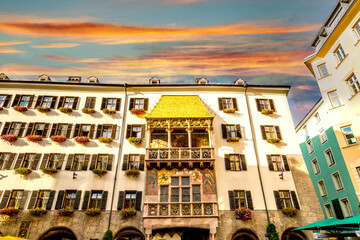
[149,77,160,85]
[234,78,246,85]
[67,76,81,83]
[87,76,99,83]
[196,77,209,85]
[38,74,51,82]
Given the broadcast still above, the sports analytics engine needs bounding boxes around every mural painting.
[146,169,158,195]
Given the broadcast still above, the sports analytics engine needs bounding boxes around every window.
[340,198,353,218]
[64,97,75,108]
[35,190,50,209]
[101,98,121,111]
[229,190,253,210]
[303,125,308,135]
[0,95,11,108]
[74,124,93,137]
[222,124,241,139]
[332,172,344,191]
[319,129,328,144]
[7,122,23,136]
[256,99,275,111]
[35,96,57,109]
[278,190,292,208]
[192,185,201,202]
[126,125,144,138]
[128,155,140,170]
[270,155,285,172]
[314,113,321,123]
[229,154,241,171]
[218,98,237,110]
[63,190,77,208]
[7,190,23,208]
[312,158,320,175]
[97,155,109,170]
[122,154,144,171]
[325,149,335,166]
[89,191,103,209]
[0,153,11,170]
[21,154,36,168]
[14,95,33,107]
[51,123,71,137]
[328,90,341,108]
[58,96,79,110]
[306,140,314,154]
[129,98,148,110]
[354,20,360,38]
[160,186,169,202]
[97,125,115,138]
[48,154,61,169]
[26,123,49,137]
[335,45,346,62]
[347,74,360,95]
[160,176,200,203]
[341,126,357,145]
[234,190,247,209]
[325,204,334,218]
[84,97,96,109]
[318,180,327,197]
[261,125,281,140]
[317,63,329,78]
[72,155,85,171]
[124,191,136,208]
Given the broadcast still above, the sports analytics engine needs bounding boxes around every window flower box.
[84,208,101,216]
[120,208,136,220]
[261,109,274,115]
[98,137,112,143]
[92,168,108,177]
[36,106,51,113]
[50,135,67,143]
[57,207,74,217]
[82,108,95,114]
[29,208,47,217]
[125,169,140,178]
[282,207,298,217]
[13,105,28,112]
[267,138,281,144]
[14,168,32,175]
[58,107,73,113]
[128,137,142,145]
[1,134,18,142]
[41,168,58,175]
[74,136,90,144]
[26,134,43,142]
[226,137,240,142]
[223,108,236,113]
[235,208,252,221]
[130,108,145,115]
[0,207,19,216]
[103,109,116,115]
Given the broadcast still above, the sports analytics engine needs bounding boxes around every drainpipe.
[244,85,270,224]
[108,83,129,230]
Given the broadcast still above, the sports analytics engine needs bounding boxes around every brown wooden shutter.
[66,124,73,138]
[111,125,117,139]
[19,123,27,137]
[218,98,223,110]
[275,126,282,140]
[55,190,65,209]
[255,99,261,111]
[269,99,275,111]
[274,191,282,209]
[1,122,10,135]
[89,124,95,139]
[50,96,57,109]
[40,154,50,169]
[139,155,145,171]
[228,191,235,210]
[32,154,42,170]
[101,98,106,110]
[101,191,108,210]
[57,96,64,108]
[135,191,142,210]
[107,155,113,171]
[28,95,35,108]
[90,155,97,170]
[50,124,58,137]
[117,191,125,210]
[14,153,24,169]
[232,98,238,110]
[73,124,80,138]
[82,191,90,210]
[332,199,344,219]
[122,155,129,170]
[144,98,149,111]
[224,154,230,170]
[260,126,266,140]
[126,125,132,138]
[82,154,90,170]
[267,155,274,171]
[72,97,79,110]
[58,154,65,170]
[291,191,300,209]
[141,124,145,138]
[221,124,227,139]
[26,123,35,136]
[42,123,50,138]
[5,153,16,170]
[129,98,135,110]
[27,191,38,209]
[18,190,29,209]
[4,95,12,108]
[246,191,253,209]
[115,98,121,111]
[240,155,247,170]
[282,155,290,171]
[35,96,43,108]
[0,190,10,208]
[65,155,74,170]
[12,95,20,107]
[46,191,56,210]
[74,190,82,210]
[236,124,242,138]
[96,125,103,139]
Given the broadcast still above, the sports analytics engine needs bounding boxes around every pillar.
[186,128,193,148]
[146,127,153,148]
[166,128,173,148]
[206,127,213,148]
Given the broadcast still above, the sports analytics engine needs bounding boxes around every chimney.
[38,74,51,82]
[67,76,81,83]
[0,73,10,80]
[87,76,99,83]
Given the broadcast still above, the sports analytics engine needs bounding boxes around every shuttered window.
[47,154,62,169]
[255,99,275,112]
[0,95,12,108]
[228,190,253,210]
[89,191,103,209]
[118,191,142,210]
[260,125,282,140]
[8,190,24,208]
[124,191,136,208]
[2,122,26,137]
[71,154,90,171]
[221,124,241,139]
[50,123,72,138]
[57,96,79,110]
[84,97,96,109]
[224,154,247,171]
[266,155,290,172]
[35,96,57,108]
[126,125,145,139]
[26,123,50,137]
[21,153,36,169]
[0,153,14,170]
[63,190,77,208]
[273,190,299,209]
[12,95,34,108]
[218,98,238,110]
[101,98,121,111]
[96,124,118,139]
[129,98,149,111]
[35,190,50,209]
[97,155,109,170]
[73,124,95,138]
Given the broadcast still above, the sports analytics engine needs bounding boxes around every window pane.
[182,177,190,186]
[171,177,179,186]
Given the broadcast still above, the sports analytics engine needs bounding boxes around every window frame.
[0,95,11,108]
[229,154,241,171]
[312,158,320,175]
[128,154,140,170]
[96,154,109,170]
[257,99,275,111]
[341,125,358,146]
[306,139,314,154]
[324,203,334,218]
[278,190,293,209]
[353,19,360,39]
[124,191,137,209]
[346,74,360,96]
[7,190,24,208]
[159,175,201,203]
[324,148,336,167]
[84,97,96,109]
[327,90,342,108]
[334,45,346,63]
[88,191,103,209]
[62,190,77,208]
[270,155,285,172]
[332,171,344,191]
[317,63,329,78]
[317,180,327,197]
[264,126,277,139]
[21,153,36,168]
[35,190,51,209]
[319,129,328,144]
[72,154,85,171]
[126,125,143,138]
[340,198,353,218]
[8,122,23,136]
[0,153,11,170]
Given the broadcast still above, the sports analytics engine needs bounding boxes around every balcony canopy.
[146,95,213,119]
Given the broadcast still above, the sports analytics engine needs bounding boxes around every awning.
[293,216,360,231]
[293,218,341,231]
[327,215,360,228]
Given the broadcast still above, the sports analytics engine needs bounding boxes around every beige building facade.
[0,75,322,240]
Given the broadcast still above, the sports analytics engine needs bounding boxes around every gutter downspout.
[108,83,129,230]
[244,85,270,224]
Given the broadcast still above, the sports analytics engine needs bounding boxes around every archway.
[114,227,145,240]
[281,229,307,240]
[232,229,259,240]
[38,227,77,240]
[152,228,209,240]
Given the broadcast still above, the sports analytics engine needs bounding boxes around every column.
[145,228,152,240]
[186,128,193,148]
[166,128,173,148]
[206,127,213,148]
[146,127,153,148]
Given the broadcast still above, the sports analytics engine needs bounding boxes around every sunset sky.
[0,0,338,124]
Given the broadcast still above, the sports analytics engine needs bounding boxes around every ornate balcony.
[143,202,218,218]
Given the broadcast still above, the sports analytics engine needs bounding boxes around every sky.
[0,0,338,125]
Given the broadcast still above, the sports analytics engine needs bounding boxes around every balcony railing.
[143,202,218,218]
[146,148,214,161]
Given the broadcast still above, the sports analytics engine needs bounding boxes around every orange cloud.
[0,47,25,53]
[0,41,30,46]
[32,43,81,48]
[296,85,317,91]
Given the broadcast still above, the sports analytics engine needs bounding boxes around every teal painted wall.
[299,126,359,219]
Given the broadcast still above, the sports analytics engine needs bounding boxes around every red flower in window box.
[36,106,51,113]
[223,108,236,113]
[282,207,298,217]
[50,135,67,143]
[28,208,47,217]
[74,136,90,144]
[41,167,58,175]
[84,208,101,216]
[98,137,112,143]
[103,108,116,115]
[58,107,73,113]
[82,108,95,114]
[125,169,140,178]
[13,105,28,112]
[128,137,142,145]
[57,206,74,217]
[26,134,43,142]
[0,207,19,216]
[1,134,18,142]
[130,108,145,115]
[92,168,108,176]
[267,138,281,144]
[261,109,274,115]
[235,208,252,221]
[14,167,32,175]
[120,208,137,220]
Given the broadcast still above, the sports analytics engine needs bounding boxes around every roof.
[146,95,214,119]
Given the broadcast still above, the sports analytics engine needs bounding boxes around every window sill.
[321,140,328,145]
[328,163,336,168]
[329,104,345,111]
[321,195,328,198]
[335,54,349,69]
[318,74,332,81]
[355,39,360,47]
[342,143,360,149]
[336,188,345,192]
[348,91,360,101]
